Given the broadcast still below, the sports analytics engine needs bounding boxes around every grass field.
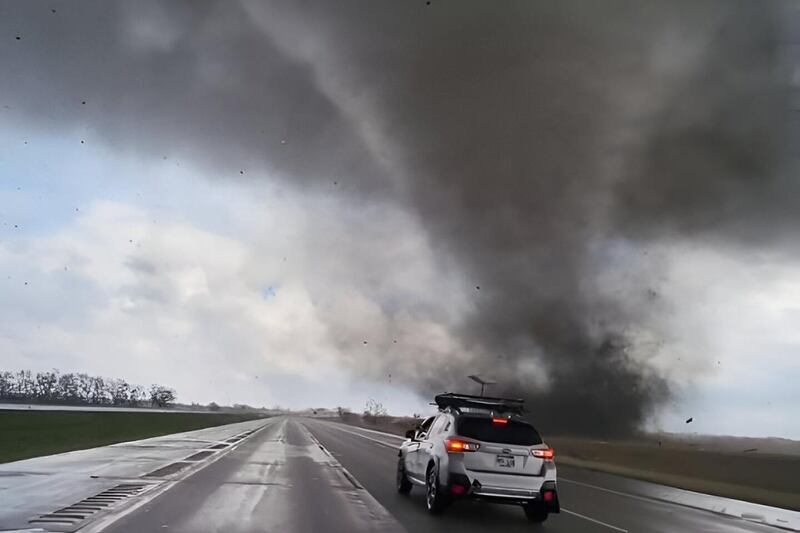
[549,437,800,511]
[0,409,267,464]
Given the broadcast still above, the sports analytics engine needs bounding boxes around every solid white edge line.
[560,477,668,506]
[342,425,405,439]
[312,420,401,449]
[302,416,405,440]
[319,419,406,440]
[562,508,629,532]
[560,476,800,532]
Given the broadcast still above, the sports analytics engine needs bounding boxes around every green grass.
[0,409,266,464]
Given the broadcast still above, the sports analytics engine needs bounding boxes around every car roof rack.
[433,392,525,415]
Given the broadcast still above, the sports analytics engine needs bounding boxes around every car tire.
[425,463,447,514]
[396,458,412,494]
[523,502,548,523]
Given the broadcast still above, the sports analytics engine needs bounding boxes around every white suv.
[396,393,559,523]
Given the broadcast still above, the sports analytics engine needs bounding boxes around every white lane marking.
[313,421,400,449]
[560,477,663,506]
[561,508,629,532]
[330,423,405,440]
[561,476,800,531]
[311,419,406,440]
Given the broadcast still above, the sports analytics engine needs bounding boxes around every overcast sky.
[1,0,798,438]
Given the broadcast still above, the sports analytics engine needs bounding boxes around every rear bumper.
[472,483,541,499]
[446,469,559,511]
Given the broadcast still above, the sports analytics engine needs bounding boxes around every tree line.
[0,370,176,407]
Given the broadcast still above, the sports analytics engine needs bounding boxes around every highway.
[97,418,790,532]
[99,416,403,533]
[3,416,795,533]
[301,419,786,533]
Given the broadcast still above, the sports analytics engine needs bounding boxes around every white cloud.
[2,200,330,382]
[642,244,800,437]
[0,172,471,411]
[3,195,799,434]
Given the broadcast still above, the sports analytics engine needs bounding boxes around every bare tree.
[15,370,35,400]
[0,371,14,399]
[364,398,388,417]
[58,373,82,403]
[149,385,176,407]
[128,385,146,407]
[90,376,108,405]
[76,373,93,403]
[107,379,131,406]
[1,369,183,409]
[363,398,388,423]
[36,371,59,401]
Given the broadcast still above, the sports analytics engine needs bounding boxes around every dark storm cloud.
[1,1,386,193]
[287,0,796,434]
[3,0,796,435]
[611,3,798,245]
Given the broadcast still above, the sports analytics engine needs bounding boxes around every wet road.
[302,418,789,533]
[5,416,796,533]
[0,417,268,530]
[99,417,787,533]
[101,417,403,533]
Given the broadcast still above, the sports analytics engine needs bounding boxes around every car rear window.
[456,417,543,445]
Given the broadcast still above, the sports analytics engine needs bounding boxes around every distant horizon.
[3,398,799,444]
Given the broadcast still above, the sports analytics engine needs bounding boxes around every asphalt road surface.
[94,416,786,533]
[100,416,401,533]
[0,418,269,530]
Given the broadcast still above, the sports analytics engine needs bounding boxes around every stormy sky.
[1,0,798,437]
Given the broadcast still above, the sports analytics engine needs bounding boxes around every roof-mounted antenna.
[468,375,497,397]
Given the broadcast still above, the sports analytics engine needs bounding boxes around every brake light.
[445,438,480,453]
[492,417,508,425]
[543,489,555,502]
[450,484,467,495]
[531,448,555,460]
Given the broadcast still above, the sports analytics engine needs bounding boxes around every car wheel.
[396,458,412,494]
[425,464,447,514]
[523,502,548,523]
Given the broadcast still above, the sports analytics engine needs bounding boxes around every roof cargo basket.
[434,393,525,414]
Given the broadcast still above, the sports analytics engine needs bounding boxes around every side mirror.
[405,429,416,439]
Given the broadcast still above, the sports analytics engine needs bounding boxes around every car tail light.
[543,489,555,502]
[492,417,508,425]
[531,448,555,460]
[450,484,467,495]
[445,438,480,453]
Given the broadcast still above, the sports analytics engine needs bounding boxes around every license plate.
[496,455,515,468]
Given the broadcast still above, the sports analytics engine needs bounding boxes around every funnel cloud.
[2,0,797,435]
